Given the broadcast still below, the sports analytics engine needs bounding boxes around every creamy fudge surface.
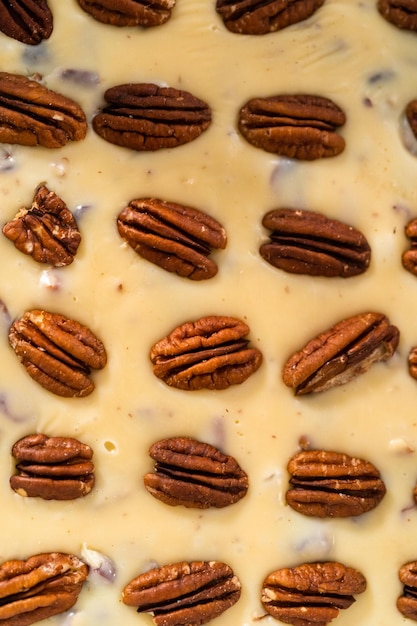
[1,0,417,624]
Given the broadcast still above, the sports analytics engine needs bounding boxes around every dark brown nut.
[10,433,95,500]
[77,0,175,26]
[216,0,324,35]
[260,208,371,278]
[9,309,107,398]
[144,436,248,508]
[150,315,262,390]
[409,346,417,380]
[2,184,81,267]
[282,311,399,395]
[406,101,417,143]
[402,215,417,279]
[117,198,227,280]
[238,94,346,160]
[398,561,417,620]
[378,0,417,31]
[286,449,386,518]
[122,560,241,626]
[0,72,87,149]
[262,561,367,626]
[0,552,88,626]
[92,83,211,151]
[0,0,53,44]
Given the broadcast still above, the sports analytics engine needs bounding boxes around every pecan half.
[238,94,346,160]
[2,185,81,267]
[117,198,226,280]
[0,72,87,149]
[406,100,417,143]
[402,215,417,277]
[282,311,399,395]
[398,561,417,620]
[10,434,95,500]
[0,552,88,626]
[260,208,371,278]
[150,315,262,390]
[9,309,107,397]
[92,83,211,151]
[122,560,241,626]
[216,0,325,35]
[77,0,175,26]
[408,346,417,380]
[378,0,417,31]
[286,449,386,518]
[144,436,248,508]
[0,0,53,44]
[262,561,367,626]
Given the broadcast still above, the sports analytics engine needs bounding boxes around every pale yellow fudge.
[1,0,417,625]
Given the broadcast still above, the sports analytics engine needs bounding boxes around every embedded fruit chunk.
[92,83,212,151]
[10,434,95,500]
[2,185,81,267]
[150,315,262,390]
[0,72,87,148]
[144,436,248,508]
[122,560,241,626]
[0,0,53,44]
[378,0,417,31]
[77,0,175,26]
[0,552,88,626]
[9,309,107,397]
[261,561,367,626]
[216,0,325,35]
[398,561,417,620]
[238,94,346,160]
[282,311,399,395]
[260,208,371,277]
[286,449,386,518]
[117,198,227,280]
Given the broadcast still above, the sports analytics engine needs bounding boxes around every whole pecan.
[286,449,386,518]
[144,436,248,508]
[122,560,241,626]
[262,561,367,626]
[398,561,417,620]
[2,185,81,267]
[282,311,399,395]
[117,198,227,280]
[92,83,211,151]
[150,315,262,390]
[238,94,346,160]
[216,0,325,35]
[9,309,107,397]
[378,0,417,31]
[0,72,87,149]
[260,208,371,278]
[10,433,95,500]
[0,0,53,44]
[77,0,175,26]
[0,552,88,626]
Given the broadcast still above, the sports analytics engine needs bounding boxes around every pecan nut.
[144,436,248,508]
[402,215,417,276]
[216,0,325,35]
[398,561,417,620]
[92,83,211,151]
[282,311,399,395]
[150,315,262,390]
[0,72,87,149]
[77,0,175,26]
[261,561,367,626]
[238,94,346,160]
[117,198,227,280]
[0,552,88,626]
[2,185,81,267]
[378,0,417,31]
[122,560,241,626]
[286,449,386,518]
[406,100,417,143]
[260,208,371,278]
[9,309,107,398]
[10,434,95,500]
[0,0,53,44]
[408,346,417,380]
